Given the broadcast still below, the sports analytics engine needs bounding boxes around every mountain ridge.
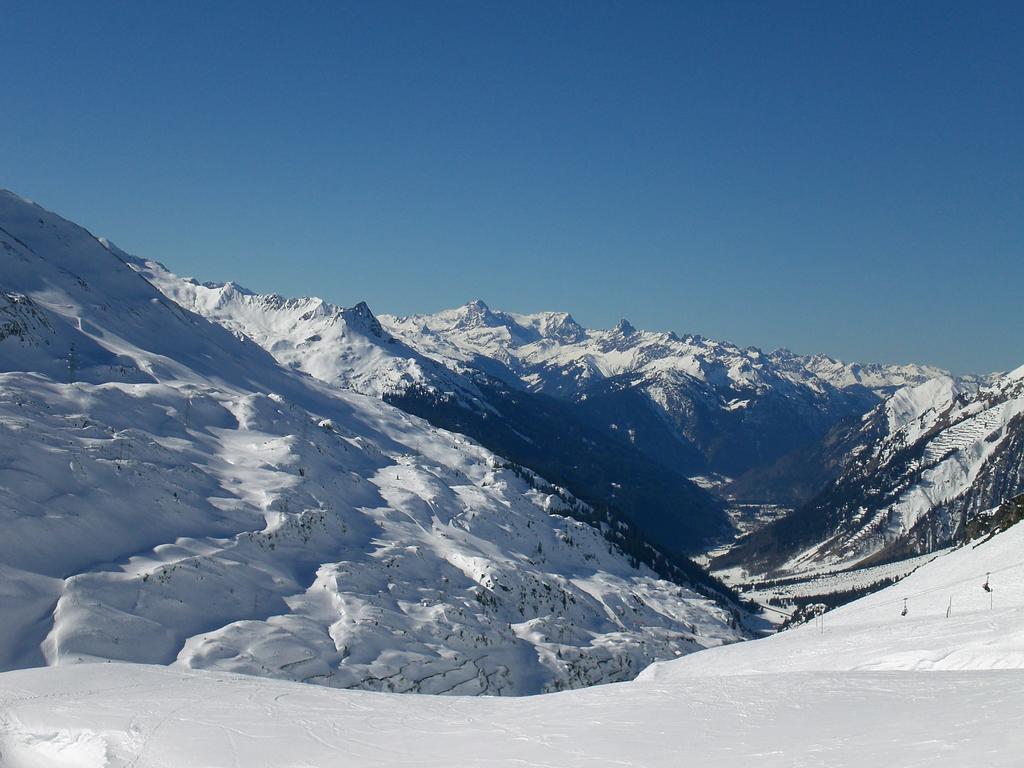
[382,300,953,478]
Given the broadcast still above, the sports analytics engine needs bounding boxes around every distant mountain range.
[382,300,945,478]
[125,224,1024,585]
[136,258,948,554]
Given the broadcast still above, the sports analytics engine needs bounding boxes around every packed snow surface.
[649,515,1024,677]
[3,520,1024,766]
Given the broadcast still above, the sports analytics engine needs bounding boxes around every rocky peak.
[613,318,637,337]
[341,300,386,339]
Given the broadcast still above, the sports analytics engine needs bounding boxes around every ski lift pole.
[810,603,825,635]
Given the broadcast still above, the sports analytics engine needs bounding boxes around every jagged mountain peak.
[453,298,494,326]
[340,300,386,338]
[132,260,483,402]
[612,318,637,336]
[204,279,255,296]
[509,310,587,344]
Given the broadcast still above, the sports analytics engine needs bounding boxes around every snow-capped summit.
[612,318,637,336]
[519,310,588,344]
[343,300,386,338]
[450,298,499,330]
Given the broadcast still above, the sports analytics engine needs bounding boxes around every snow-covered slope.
[0,190,743,695]
[652,508,1024,677]
[729,368,1024,574]
[4,515,1023,767]
[381,301,946,475]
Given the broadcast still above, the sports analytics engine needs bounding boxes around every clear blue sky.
[2,2,1020,374]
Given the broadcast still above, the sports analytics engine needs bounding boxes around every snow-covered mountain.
[0,189,744,695]
[130,262,729,553]
[131,273,949,557]
[725,368,1024,574]
[382,301,946,476]
[5,503,1024,766]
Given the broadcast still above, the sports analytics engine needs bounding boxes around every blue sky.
[2,1,1020,374]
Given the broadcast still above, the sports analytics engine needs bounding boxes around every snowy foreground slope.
[0,190,741,694]
[3,521,1023,767]
[648,512,1024,676]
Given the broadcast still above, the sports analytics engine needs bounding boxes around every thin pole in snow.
[946,596,952,618]
[812,603,825,635]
